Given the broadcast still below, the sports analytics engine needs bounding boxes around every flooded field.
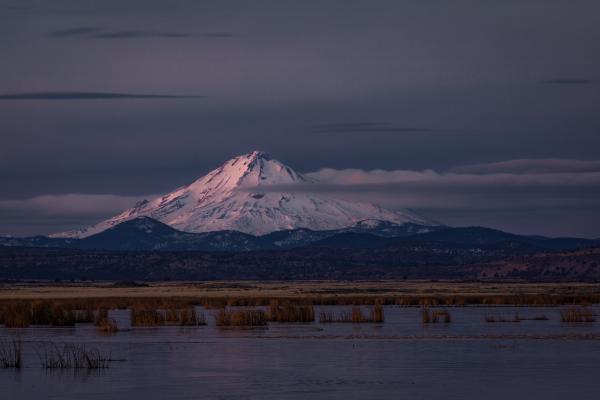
[2,305,600,399]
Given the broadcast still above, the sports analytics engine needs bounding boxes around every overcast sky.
[1,0,599,237]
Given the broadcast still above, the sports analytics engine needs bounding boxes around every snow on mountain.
[52,151,437,238]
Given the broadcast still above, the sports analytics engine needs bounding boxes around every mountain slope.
[53,151,436,238]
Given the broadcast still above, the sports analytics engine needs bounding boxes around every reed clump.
[422,307,451,324]
[371,304,385,323]
[96,318,118,333]
[49,305,76,326]
[0,340,22,368]
[36,343,110,369]
[319,306,384,323]
[74,308,96,323]
[95,310,118,333]
[560,307,595,323]
[215,309,267,327]
[3,303,31,328]
[268,301,315,322]
[164,307,206,326]
[131,308,165,326]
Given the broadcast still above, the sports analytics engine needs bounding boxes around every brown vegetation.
[422,307,451,323]
[267,300,315,322]
[3,282,600,312]
[560,307,595,323]
[3,303,31,328]
[165,307,206,326]
[215,309,267,327]
[96,318,119,333]
[319,305,384,323]
[131,308,165,326]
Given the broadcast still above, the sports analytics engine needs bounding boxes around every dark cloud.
[310,122,429,133]
[0,92,206,100]
[87,30,191,39]
[541,79,594,85]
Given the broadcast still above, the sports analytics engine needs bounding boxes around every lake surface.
[2,306,600,399]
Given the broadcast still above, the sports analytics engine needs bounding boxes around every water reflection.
[1,306,600,399]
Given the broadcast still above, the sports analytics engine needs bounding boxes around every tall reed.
[36,343,110,369]
[3,304,31,328]
[0,340,22,368]
[131,308,165,326]
[319,306,384,323]
[422,307,451,324]
[215,309,267,327]
[95,309,118,333]
[268,301,315,322]
[560,307,595,323]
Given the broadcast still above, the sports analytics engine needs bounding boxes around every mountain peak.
[53,152,437,238]
[245,150,271,161]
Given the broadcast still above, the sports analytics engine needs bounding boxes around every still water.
[2,306,600,399]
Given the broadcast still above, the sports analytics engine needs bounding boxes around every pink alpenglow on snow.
[52,151,435,238]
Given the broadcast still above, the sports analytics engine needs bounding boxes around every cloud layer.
[238,158,600,212]
[0,194,147,216]
[0,92,205,100]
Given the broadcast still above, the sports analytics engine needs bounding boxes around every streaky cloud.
[311,121,428,133]
[0,92,207,100]
[542,79,594,85]
[88,30,191,39]
[46,27,237,40]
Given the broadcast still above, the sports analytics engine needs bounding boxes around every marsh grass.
[131,308,165,326]
[560,307,595,323]
[268,301,315,322]
[319,306,384,323]
[2,289,600,321]
[36,343,110,369]
[0,339,21,368]
[164,307,206,326]
[96,318,118,333]
[215,309,267,327]
[3,303,31,328]
[422,307,451,324]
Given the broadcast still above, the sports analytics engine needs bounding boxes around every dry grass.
[36,343,110,369]
[0,340,21,368]
[215,309,267,327]
[560,307,595,323]
[2,281,600,307]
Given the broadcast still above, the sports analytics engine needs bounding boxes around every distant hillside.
[1,243,598,282]
[467,246,600,280]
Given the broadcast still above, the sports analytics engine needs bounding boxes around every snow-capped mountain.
[52,151,437,238]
